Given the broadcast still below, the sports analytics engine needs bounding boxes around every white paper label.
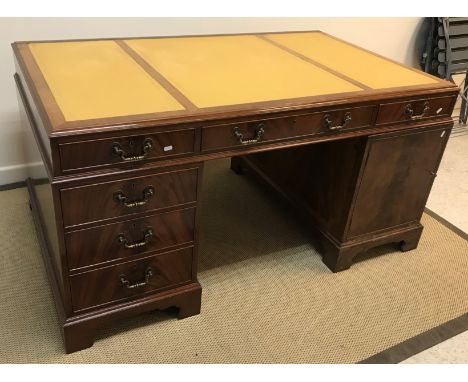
[163,145,173,152]
[436,107,443,114]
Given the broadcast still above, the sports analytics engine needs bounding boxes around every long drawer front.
[69,247,193,312]
[65,207,196,270]
[201,105,376,152]
[60,167,199,227]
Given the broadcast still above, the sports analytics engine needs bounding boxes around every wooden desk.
[12,31,458,353]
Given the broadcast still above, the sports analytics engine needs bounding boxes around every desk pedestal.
[231,124,451,272]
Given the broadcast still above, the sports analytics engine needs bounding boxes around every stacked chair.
[420,17,468,124]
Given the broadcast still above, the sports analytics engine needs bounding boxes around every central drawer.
[69,247,193,312]
[201,105,375,152]
[65,207,196,270]
[60,167,199,227]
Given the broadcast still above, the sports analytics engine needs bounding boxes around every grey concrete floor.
[426,124,468,234]
[402,121,468,363]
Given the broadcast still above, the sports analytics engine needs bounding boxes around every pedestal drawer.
[65,207,196,270]
[59,128,196,173]
[69,247,193,312]
[61,167,199,227]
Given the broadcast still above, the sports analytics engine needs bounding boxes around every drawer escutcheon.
[112,138,153,161]
[405,101,430,120]
[117,228,154,249]
[113,185,155,208]
[233,123,265,145]
[323,112,352,131]
[120,267,154,289]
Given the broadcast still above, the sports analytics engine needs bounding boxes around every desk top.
[13,31,455,135]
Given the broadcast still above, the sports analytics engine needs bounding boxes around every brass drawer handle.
[323,112,352,130]
[233,123,265,145]
[114,186,155,208]
[117,228,154,249]
[112,138,153,161]
[405,101,430,120]
[120,267,154,289]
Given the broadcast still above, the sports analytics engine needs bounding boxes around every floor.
[403,119,468,364]
[4,163,468,363]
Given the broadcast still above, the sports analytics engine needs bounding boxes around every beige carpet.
[1,158,468,363]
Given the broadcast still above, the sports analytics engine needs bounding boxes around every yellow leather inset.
[266,32,438,89]
[124,35,363,108]
[29,41,184,121]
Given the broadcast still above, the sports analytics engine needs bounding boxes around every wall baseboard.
[0,162,46,186]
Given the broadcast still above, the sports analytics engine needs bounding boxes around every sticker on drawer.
[163,145,173,152]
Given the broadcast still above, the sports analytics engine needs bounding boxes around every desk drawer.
[65,207,196,270]
[376,96,454,125]
[69,247,193,312]
[59,129,196,173]
[61,167,199,227]
[201,106,375,152]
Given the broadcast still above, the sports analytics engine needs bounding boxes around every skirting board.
[0,161,46,186]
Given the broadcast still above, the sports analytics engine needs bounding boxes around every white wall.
[0,17,424,185]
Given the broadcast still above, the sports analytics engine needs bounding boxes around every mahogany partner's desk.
[12,31,458,353]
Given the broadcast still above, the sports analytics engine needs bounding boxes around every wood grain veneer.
[376,96,454,125]
[69,247,194,312]
[201,105,376,152]
[66,207,196,270]
[60,167,199,227]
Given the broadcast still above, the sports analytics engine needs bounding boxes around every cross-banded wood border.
[12,30,457,136]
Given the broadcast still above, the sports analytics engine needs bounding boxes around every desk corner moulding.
[12,30,459,353]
